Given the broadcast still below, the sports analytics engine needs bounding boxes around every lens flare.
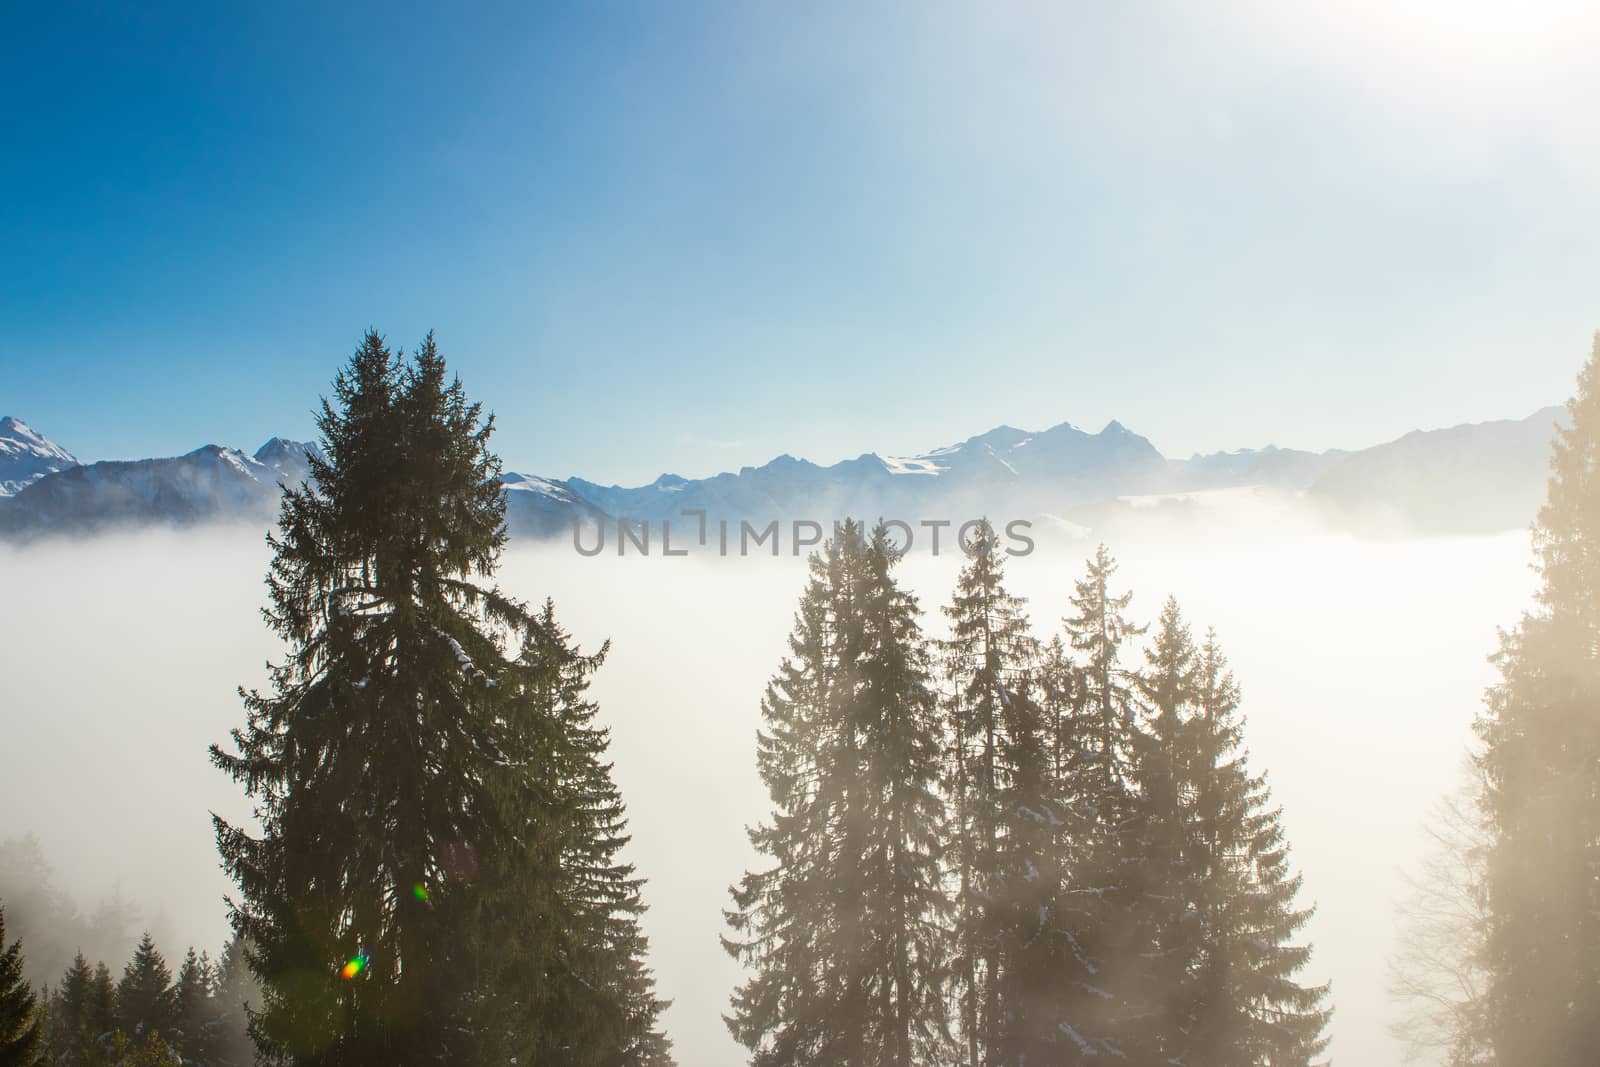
[340,952,369,980]
[412,882,429,902]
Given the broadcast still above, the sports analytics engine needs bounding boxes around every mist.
[0,518,1537,1066]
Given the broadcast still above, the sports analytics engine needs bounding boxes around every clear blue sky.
[4,1,1597,483]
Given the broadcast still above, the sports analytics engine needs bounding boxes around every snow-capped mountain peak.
[0,416,79,496]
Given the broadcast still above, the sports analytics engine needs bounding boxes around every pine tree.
[211,332,669,1065]
[1475,334,1600,1064]
[171,948,214,1064]
[940,522,1039,1065]
[0,906,43,1067]
[1124,597,1202,1065]
[114,934,175,1042]
[725,524,861,1067]
[1184,630,1329,1064]
[86,964,114,1051]
[49,953,95,1067]
[854,525,952,1066]
[939,521,1100,1065]
[987,670,1086,1067]
[207,939,255,1067]
[725,522,951,1067]
[1052,545,1145,1059]
[463,601,672,1067]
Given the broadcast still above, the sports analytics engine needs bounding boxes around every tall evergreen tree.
[463,602,673,1067]
[940,522,1039,1065]
[1124,597,1202,1065]
[1475,334,1600,1065]
[726,523,951,1067]
[725,524,862,1067]
[208,938,257,1067]
[114,934,175,1042]
[172,948,215,1064]
[211,332,668,1065]
[0,907,43,1067]
[1184,630,1330,1065]
[1051,545,1145,1059]
[86,964,114,1055]
[49,953,95,1066]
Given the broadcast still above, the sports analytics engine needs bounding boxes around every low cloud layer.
[0,521,1537,1065]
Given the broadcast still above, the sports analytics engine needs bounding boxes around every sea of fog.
[0,521,1538,1066]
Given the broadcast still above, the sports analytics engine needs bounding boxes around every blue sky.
[4,1,1598,483]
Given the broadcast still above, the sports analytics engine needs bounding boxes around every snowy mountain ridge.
[0,416,80,496]
[0,406,1568,540]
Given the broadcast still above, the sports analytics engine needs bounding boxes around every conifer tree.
[461,601,672,1067]
[940,522,1039,1065]
[208,939,256,1067]
[114,934,175,1042]
[725,524,862,1067]
[50,953,94,1065]
[1052,545,1145,1059]
[172,948,215,1064]
[1124,597,1201,1065]
[0,907,43,1067]
[86,964,113,1049]
[1475,334,1600,1064]
[725,522,951,1067]
[211,332,668,1065]
[1184,630,1330,1064]
[987,671,1086,1067]
[854,525,952,1067]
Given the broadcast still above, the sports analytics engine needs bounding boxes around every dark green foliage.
[1475,334,1600,1064]
[725,522,952,1067]
[462,603,673,1067]
[48,953,95,1063]
[87,964,115,1058]
[105,1029,182,1066]
[211,331,668,1065]
[1127,604,1330,1065]
[0,906,43,1067]
[114,933,176,1044]
[41,938,254,1067]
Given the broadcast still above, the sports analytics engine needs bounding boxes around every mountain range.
[0,406,1566,543]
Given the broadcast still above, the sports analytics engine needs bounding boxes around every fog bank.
[0,523,1536,1066]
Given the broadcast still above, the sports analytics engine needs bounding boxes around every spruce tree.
[854,525,952,1066]
[49,953,108,1067]
[211,332,668,1065]
[1184,630,1330,1064]
[725,524,861,1066]
[1124,597,1201,1065]
[114,934,175,1042]
[725,522,951,1067]
[86,964,114,1056]
[462,601,672,1067]
[0,907,43,1067]
[172,948,214,1064]
[208,939,256,1067]
[1052,545,1145,1059]
[987,670,1086,1067]
[1475,334,1600,1064]
[940,521,1039,1065]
